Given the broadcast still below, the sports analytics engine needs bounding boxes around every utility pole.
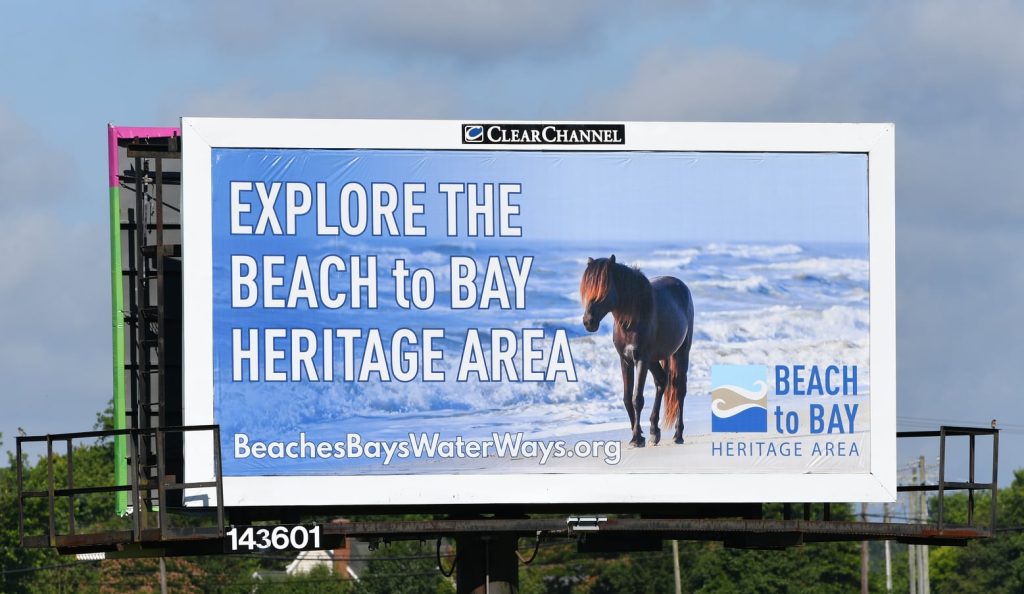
[455,534,518,594]
[159,556,168,594]
[860,502,869,594]
[672,540,682,594]
[909,463,917,594]
[884,503,892,593]
[918,456,930,594]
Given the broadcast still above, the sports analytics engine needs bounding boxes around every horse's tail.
[662,355,679,429]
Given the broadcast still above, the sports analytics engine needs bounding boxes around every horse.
[580,255,694,447]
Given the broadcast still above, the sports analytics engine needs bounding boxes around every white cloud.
[589,47,797,121]
[595,1,1024,226]
[175,71,465,120]
[309,1,607,58]
[153,0,704,64]
[0,107,68,215]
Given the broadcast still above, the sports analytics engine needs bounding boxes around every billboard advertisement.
[182,119,895,506]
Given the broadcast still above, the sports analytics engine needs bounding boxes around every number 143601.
[226,525,321,551]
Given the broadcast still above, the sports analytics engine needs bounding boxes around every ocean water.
[215,240,870,474]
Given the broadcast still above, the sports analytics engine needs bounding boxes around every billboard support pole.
[455,533,519,594]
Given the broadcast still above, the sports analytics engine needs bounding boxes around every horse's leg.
[672,339,692,444]
[647,360,667,445]
[620,357,637,444]
[632,360,649,447]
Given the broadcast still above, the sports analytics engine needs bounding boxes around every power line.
[897,416,1024,435]
[897,415,1024,429]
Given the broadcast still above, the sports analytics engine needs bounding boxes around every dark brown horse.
[580,255,693,446]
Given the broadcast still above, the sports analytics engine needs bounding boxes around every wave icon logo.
[463,125,484,143]
[711,365,769,432]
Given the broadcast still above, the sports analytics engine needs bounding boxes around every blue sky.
[2,1,1022,486]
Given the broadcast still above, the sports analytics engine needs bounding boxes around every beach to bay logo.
[711,365,769,432]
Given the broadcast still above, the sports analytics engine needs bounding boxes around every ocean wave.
[843,287,869,302]
[758,257,869,281]
[714,381,769,402]
[654,248,701,258]
[703,243,803,259]
[632,255,696,271]
[376,247,448,265]
[712,400,765,418]
[630,248,701,271]
[690,275,778,295]
[697,305,868,343]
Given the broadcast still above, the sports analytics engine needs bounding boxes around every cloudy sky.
[2,1,1021,486]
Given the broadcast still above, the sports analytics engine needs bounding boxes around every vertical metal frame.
[108,125,179,514]
[16,438,25,542]
[898,426,999,534]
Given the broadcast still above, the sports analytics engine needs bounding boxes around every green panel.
[109,186,127,514]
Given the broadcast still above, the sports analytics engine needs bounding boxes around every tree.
[517,505,867,594]
[354,539,454,594]
[929,470,1024,593]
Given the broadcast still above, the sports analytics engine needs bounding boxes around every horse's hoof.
[631,436,646,448]
[650,429,661,446]
[673,435,684,445]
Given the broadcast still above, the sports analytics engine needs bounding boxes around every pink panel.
[108,124,181,187]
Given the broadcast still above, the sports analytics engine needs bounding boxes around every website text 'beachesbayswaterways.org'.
[233,432,622,466]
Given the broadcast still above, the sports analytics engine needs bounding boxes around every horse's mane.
[580,258,653,328]
[580,260,612,303]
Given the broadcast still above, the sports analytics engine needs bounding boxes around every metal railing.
[897,425,999,533]
[14,424,1000,553]
[16,425,223,549]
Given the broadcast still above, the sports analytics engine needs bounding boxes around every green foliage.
[250,565,353,594]
[587,550,674,594]
[353,539,454,594]
[1,434,126,593]
[681,541,862,593]
[516,536,864,594]
[0,431,262,593]
[928,469,1024,593]
[660,502,863,593]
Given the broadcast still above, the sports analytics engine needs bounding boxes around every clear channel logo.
[711,365,769,433]
[460,123,625,145]
[463,125,484,143]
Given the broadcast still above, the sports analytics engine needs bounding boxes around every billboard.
[182,119,895,506]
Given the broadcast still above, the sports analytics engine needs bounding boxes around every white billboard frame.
[182,117,896,507]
